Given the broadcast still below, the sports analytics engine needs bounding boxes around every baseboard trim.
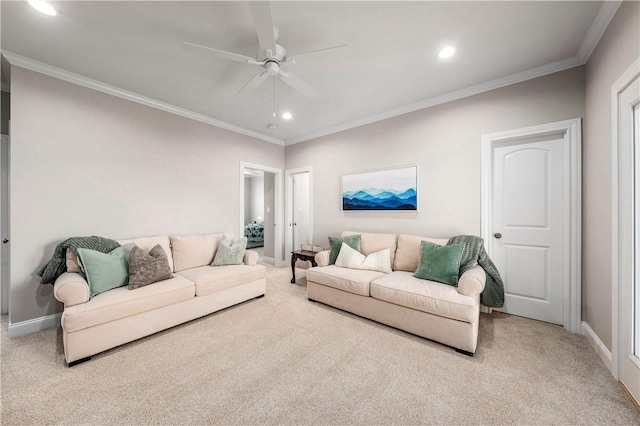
[582,321,614,376]
[8,313,61,337]
[262,256,274,264]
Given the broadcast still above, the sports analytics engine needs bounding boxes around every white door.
[0,134,8,315]
[617,73,640,404]
[483,119,581,331]
[491,134,566,325]
[285,167,313,256]
[292,172,310,250]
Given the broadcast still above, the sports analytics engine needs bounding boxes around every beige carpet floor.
[1,264,639,425]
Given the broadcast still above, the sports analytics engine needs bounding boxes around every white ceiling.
[0,1,617,145]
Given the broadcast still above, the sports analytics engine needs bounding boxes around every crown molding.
[1,51,285,146]
[285,55,583,145]
[577,0,622,63]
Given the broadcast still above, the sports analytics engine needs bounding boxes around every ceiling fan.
[184,1,345,97]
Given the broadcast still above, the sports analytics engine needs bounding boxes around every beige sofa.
[307,231,486,355]
[54,233,266,365]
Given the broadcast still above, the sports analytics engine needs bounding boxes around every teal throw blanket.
[37,236,120,285]
[447,235,504,308]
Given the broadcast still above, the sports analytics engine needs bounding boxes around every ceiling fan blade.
[287,44,348,61]
[183,42,261,65]
[248,1,277,57]
[278,70,317,98]
[238,71,269,95]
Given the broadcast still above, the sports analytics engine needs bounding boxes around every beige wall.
[286,66,585,244]
[9,66,283,324]
[583,0,639,351]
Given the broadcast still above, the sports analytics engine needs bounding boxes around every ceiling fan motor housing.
[258,43,286,62]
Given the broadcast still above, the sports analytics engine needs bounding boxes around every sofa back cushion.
[117,235,174,272]
[341,231,398,267]
[394,234,448,272]
[170,233,234,272]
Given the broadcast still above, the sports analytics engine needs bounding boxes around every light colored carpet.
[1,264,639,425]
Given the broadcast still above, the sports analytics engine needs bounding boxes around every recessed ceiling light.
[437,46,456,59]
[282,112,293,120]
[28,0,57,16]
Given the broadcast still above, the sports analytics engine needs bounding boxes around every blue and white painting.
[342,166,418,211]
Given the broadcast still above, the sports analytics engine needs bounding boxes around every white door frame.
[480,118,582,333]
[239,162,285,267]
[611,57,640,382]
[285,166,313,256]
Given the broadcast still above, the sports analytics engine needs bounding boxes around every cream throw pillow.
[335,242,391,273]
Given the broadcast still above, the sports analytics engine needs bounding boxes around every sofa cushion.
[61,274,195,333]
[394,234,449,272]
[306,265,386,296]
[66,248,81,273]
[335,243,392,273]
[342,231,398,267]
[370,271,478,323]
[414,241,463,286]
[176,264,266,297]
[118,235,174,272]
[170,234,230,272]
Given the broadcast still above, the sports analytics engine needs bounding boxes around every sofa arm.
[244,250,259,266]
[54,273,90,307]
[315,250,330,267]
[457,265,486,297]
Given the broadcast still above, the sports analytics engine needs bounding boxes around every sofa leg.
[455,348,474,357]
[255,294,265,299]
[68,356,91,367]
[308,298,317,303]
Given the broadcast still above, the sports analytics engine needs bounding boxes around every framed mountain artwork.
[342,165,418,211]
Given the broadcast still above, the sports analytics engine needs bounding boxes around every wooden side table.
[291,250,318,283]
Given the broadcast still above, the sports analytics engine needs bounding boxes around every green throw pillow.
[211,235,247,266]
[328,234,361,265]
[77,243,135,298]
[414,241,463,286]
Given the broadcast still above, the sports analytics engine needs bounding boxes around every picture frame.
[341,165,418,211]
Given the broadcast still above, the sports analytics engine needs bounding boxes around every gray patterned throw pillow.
[211,235,247,266]
[128,244,173,289]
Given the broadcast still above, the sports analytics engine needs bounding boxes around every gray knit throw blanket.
[447,235,505,308]
[37,236,120,285]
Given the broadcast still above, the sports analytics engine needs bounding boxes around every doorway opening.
[239,162,283,266]
[612,57,640,404]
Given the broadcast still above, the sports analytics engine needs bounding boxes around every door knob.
[493,233,502,239]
